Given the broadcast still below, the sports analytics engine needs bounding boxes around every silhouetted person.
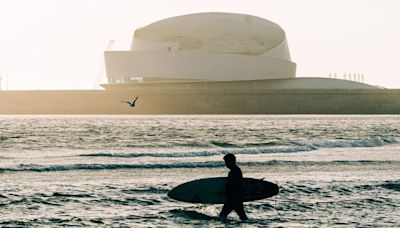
[121,96,138,107]
[219,153,248,222]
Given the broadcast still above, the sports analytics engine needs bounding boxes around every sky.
[0,0,399,90]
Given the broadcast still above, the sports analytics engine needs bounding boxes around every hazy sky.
[1,0,399,89]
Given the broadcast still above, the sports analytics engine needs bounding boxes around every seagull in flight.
[121,96,138,107]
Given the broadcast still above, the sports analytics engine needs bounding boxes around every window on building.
[130,77,143,83]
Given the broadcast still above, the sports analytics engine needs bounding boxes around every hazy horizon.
[1,0,400,90]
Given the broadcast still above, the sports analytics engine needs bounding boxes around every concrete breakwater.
[1,86,400,114]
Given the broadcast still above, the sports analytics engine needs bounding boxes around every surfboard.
[167,177,279,204]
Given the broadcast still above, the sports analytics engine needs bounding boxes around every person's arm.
[226,169,240,195]
[226,175,233,195]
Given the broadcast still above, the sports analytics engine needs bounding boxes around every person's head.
[223,153,236,169]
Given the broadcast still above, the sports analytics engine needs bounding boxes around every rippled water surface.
[0,115,399,227]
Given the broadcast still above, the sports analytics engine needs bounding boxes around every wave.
[352,181,400,193]
[291,137,398,149]
[0,160,397,173]
[79,146,312,158]
[52,192,94,198]
[79,137,398,158]
[169,209,215,220]
[208,137,397,149]
[0,162,226,172]
[380,182,400,191]
[121,187,170,194]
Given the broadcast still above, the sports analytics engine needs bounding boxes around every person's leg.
[219,203,233,221]
[234,202,248,221]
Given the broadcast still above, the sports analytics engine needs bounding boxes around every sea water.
[0,115,399,227]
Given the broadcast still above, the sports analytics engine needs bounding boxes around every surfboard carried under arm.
[167,177,279,204]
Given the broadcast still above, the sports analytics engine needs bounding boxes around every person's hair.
[223,153,236,163]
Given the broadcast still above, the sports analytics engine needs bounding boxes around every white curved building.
[104,12,296,83]
[104,12,378,90]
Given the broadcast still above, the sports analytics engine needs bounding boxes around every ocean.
[0,115,399,227]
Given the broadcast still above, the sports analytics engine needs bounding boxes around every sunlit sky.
[0,0,399,90]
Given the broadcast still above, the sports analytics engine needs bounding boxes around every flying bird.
[121,96,138,107]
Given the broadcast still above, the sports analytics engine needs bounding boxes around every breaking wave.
[79,137,398,158]
[79,146,312,158]
[0,160,397,173]
[291,137,398,149]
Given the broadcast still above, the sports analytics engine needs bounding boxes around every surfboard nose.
[272,183,280,195]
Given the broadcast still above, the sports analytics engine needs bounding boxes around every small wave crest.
[210,141,238,148]
[53,192,94,198]
[0,135,23,141]
[353,181,400,192]
[121,187,170,194]
[0,160,397,173]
